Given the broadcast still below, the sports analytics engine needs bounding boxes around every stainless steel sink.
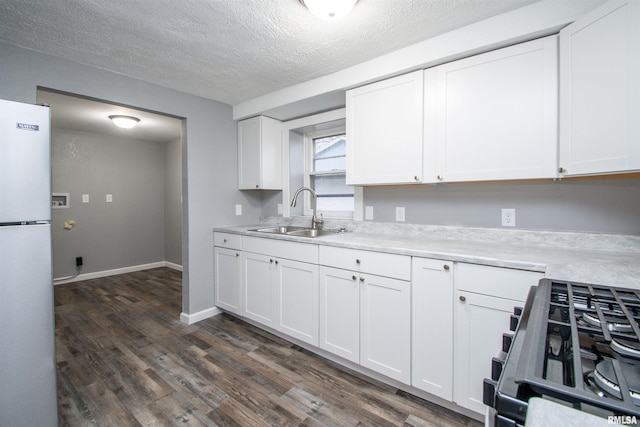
[286,228,344,238]
[250,225,308,234]
[250,226,346,238]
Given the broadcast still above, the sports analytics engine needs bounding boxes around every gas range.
[484,279,640,426]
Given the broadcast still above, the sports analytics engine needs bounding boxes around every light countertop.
[215,218,640,289]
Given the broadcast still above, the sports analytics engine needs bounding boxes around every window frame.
[303,126,354,219]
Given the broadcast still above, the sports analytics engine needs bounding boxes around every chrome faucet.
[290,187,324,230]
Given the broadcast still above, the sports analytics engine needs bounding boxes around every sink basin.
[250,225,308,234]
[286,228,343,238]
[250,226,346,238]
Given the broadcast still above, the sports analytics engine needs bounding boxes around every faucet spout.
[291,187,324,230]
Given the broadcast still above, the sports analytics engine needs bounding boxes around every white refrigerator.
[0,99,58,426]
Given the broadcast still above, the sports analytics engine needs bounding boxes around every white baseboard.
[53,261,182,285]
[180,306,222,325]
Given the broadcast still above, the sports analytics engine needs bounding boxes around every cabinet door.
[242,252,276,327]
[238,116,282,189]
[346,70,425,185]
[277,259,319,346]
[360,274,411,384]
[559,0,640,176]
[453,291,522,414]
[214,247,242,315]
[433,36,558,182]
[318,266,360,363]
[411,259,454,401]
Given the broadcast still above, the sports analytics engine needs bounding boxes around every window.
[305,128,354,218]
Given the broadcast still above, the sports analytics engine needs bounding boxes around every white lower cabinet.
[319,266,360,363]
[319,246,412,384]
[242,251,277,327]
[277,258,319,346]
[411,258,454,400]
[453,263,543,414]
[226,233,546,418]
[214,232,243,315]
[241,237,320,346]
[360,273,411,384]
[213,247,243,315]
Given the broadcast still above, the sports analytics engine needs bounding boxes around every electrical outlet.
[365,206,374,220]
[235,204,242,216]
[82,194,90,203]
[396,206,405,222]
[277,203,283,215]
[501,208,516,227]
[106,194,113,203]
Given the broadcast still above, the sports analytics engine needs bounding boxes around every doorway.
[36,88,184,281]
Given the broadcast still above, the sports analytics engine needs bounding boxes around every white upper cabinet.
[346,70,425,185]
[238,116,283,190]
[429,36,558,182]
[558,0,640,176]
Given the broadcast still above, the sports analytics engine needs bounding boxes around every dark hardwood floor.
[54,267,482,427]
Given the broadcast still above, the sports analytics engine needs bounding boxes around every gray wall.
[50,128,183,278]
[362,178,640,234]
[1,42,261,317]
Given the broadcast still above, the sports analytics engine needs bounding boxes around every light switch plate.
[82,194,90,203]
[365,206,374,220]
[106,194,113,203]
[235,204,242,216]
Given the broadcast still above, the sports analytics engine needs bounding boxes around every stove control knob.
[509,314,520,332]
[502,332,514,353]
[482,378,497,407]
[491,357,505,380]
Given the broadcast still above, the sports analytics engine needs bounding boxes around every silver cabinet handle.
[235,253,239,257]
[255,184,260,188]
[275,260,279,265]
[223,238,227,243]
[359,277,365,283]
[558,167,566,174]
[444,264,450,271]
[437,175,443,181]
[414,175,419,181]
[459,295,466,302]
[352,275,357,281]
[270,259,274,263]
[356,259,361,265]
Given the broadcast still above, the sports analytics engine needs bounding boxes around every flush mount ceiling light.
[301,0,358,21]
[109,115,140,129]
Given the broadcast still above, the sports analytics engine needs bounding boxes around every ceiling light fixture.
[301,0,358,21]
[109,115,140,129]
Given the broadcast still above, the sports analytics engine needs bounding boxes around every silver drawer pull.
[459,295,466,302]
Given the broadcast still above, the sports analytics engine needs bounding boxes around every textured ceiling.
[0,0,541,107]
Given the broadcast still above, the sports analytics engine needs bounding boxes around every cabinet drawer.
[214,232,242,250]
[455,263,542,301]
[319,246,411,281]
[243,236,318,264]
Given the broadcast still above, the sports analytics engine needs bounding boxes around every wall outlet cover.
[502,208,516,227]
[235,204,242,216]
[396,206,405,222]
